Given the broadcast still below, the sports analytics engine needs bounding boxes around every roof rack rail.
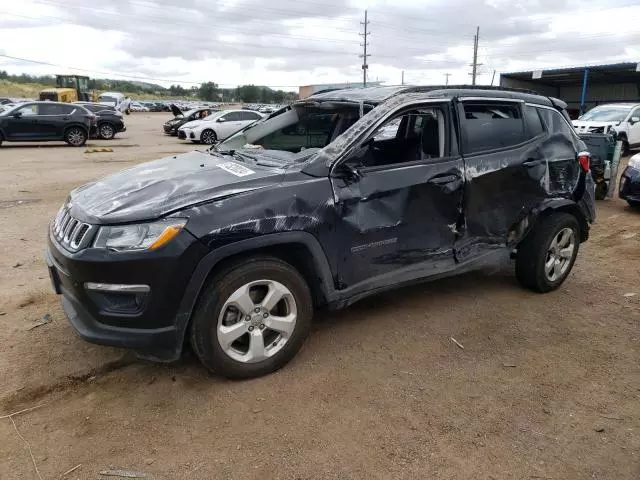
[401,85,541,96]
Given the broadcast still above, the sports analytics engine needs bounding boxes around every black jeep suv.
[46,86,596,378]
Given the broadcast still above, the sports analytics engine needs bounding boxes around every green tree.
[198,81,218,101]
[237,84,261,103]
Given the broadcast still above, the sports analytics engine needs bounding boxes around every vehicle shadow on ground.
[150,267,520,380]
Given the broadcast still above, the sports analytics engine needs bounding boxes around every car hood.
[68,150,287,224]
[170,104,183,117]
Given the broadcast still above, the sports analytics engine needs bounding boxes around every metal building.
[500,62,640,118]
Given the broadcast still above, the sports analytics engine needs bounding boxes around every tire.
[516,213,580,293]
[595,182,608,200]
[64,127,87,147]
[200,129,217,145]
[619,136,629,156]
[98,123,115,140]
[189,256,313,379]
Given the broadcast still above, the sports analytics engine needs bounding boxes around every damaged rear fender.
[511,198,590,247]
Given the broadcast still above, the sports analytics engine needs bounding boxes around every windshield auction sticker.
[218,162,255,177]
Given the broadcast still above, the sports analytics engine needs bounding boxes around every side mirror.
[631,116,640,124]
[217,117,226,122]
[13,112,22,119]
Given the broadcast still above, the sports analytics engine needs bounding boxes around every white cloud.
[0,0,639,91]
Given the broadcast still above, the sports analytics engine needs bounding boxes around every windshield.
[217,104,362,163]
[98,96,117,105]
[580,106,631,122]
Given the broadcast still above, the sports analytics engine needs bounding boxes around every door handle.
[428,174,459,185]
[523,159,543,167]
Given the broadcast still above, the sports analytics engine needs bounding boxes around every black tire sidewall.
[190,258,313,378]
[201,129,217,144]
[517,213,580,292]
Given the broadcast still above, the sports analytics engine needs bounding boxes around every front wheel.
[98,123,115,140]
[189,257,313,379]
[200,129,217,145]
[64,127,87,147]
[516,213,580,293]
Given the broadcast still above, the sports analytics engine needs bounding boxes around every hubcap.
[217,280,297,363]
[68,129,84,145]
[545,227,575,282]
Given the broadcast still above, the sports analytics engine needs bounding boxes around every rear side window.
[461,102,524,154]
[524,106,545,138]
[537,108,578,141]
[240,111,262,121]
[222,111,243,121]
[38,103,74,115]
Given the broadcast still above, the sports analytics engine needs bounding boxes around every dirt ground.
[0,113,638,480]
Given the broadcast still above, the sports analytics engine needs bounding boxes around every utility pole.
[444,73,451,87]
[470,26,482,86]
[359,10,370,87]
[401,70,405,85]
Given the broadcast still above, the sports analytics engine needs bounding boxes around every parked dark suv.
[46,86,596,378]
[74,102,126,140]
[0,101,95,146]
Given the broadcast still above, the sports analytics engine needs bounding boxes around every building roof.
[501,62,640,86]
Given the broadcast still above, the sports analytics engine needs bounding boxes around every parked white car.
[573,103,640,155]
[98,92,127,113]
[178,109,263,144]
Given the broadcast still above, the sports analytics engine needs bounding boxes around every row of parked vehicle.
[0,101,126,146]
[162,104,265,144]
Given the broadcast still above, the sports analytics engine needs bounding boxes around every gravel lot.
[0,113,638,479]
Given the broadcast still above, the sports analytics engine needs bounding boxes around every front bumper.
[163,124,178,135]
[46,228,208,360]
[619,165,640,202]
[177,130,187,140]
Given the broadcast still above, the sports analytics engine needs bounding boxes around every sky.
[1,0,640,91]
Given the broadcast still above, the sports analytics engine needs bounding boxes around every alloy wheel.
[217,280,297,363]
[67,128,85,146]
[201,130,216,144]
[100,124,115,139]
[544,227,576,282]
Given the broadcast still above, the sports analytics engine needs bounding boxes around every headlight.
[629,154,640,170]
[93,218,187,252]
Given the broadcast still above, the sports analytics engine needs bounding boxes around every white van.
[98,92,127,113]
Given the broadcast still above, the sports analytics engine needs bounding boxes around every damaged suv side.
[46,86,595,378]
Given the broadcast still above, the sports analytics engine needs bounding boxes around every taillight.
[578,151,590,172]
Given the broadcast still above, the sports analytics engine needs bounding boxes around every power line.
[359,10,370,87]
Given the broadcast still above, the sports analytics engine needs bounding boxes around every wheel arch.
[63,122,89,136]
[514,199,590,247]
[174,232,335,350]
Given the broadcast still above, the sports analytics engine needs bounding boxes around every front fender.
[172,231,336,351]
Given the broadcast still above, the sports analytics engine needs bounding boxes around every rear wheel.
[619,136,630,156]
[516,213,580,293]
[200,129,217,145]
[64,127,87,147]
[98,123,115,140]
[189,257,313,379]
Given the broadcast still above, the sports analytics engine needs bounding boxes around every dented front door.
[331,152,464,289]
